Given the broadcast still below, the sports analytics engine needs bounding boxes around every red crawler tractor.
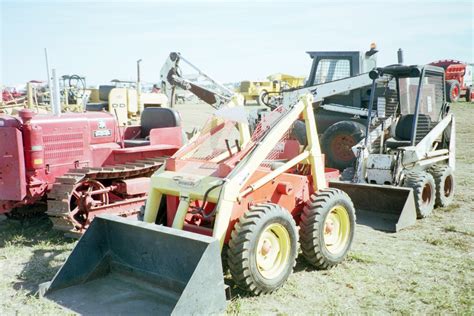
[430,60,474,102]
[0,107,182,233]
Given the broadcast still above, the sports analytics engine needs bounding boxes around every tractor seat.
[123,139,150,147]
[385,114,431,149]
[385,138,411,149]
[123,107,181,148]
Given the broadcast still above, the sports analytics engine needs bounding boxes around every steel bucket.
[330,181,417,232]
[40,214,226,315]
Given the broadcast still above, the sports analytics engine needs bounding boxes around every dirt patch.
[0,102,473,314]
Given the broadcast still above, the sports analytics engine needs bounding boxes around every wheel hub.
[323,206,350,254]
[331,135,356,161]
[69,180,109,230]
[444,175,453,197]
[256,223,290,279]
[421,183,432,205]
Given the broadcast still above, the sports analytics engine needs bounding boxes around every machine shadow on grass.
[0,214,74,296]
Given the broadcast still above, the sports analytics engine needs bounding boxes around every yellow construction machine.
[238,73,305,105]
[40,91,358,314]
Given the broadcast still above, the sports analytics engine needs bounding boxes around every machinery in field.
[0,107,182,233]
[331,64,455,231]
[237,73,305,105]
[86,83,168,125]
[41,92,358,313]
[430,60,473,102]
[160,52,235,109]
[280,46,384,170]
[1,76,91,114]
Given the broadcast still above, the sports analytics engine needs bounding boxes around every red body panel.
[0,127,26,202]
[164,162,340,243]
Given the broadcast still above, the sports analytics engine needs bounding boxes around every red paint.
[430,60,471,99]
[163,138,341,243]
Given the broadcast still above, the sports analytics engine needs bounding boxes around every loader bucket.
[39,214,226,315]
[329,182,417,232]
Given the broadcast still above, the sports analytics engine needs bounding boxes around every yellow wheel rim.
[323,205,350,254]
[255,223,290,280]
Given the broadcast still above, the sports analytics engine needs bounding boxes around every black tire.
[466,86,473,103]
[446,80,461,103]
[290,120,308,146]
[257,90,267,106]
[403,171,436,218]
[321,121,365,170]
[227,203,298,295]
[340,167,355,181]
[429,165,455,207]
[300,188,355,269]
[137,204,145,221]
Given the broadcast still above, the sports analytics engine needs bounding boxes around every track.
[47,157,167,234]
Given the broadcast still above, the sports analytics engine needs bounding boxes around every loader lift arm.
[160,52,234,108]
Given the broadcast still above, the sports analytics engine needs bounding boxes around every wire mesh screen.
[182,117,241,161]
[415,72,444,143]
[314,59,351,84]
[175,102,299,174]
[250,105,296,169]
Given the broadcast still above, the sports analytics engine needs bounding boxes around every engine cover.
[366,154,395,185]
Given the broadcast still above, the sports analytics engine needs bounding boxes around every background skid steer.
[41,94,357,313]
[331,64,455,232]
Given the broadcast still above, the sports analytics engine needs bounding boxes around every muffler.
[330,181,417,232]
[39,214,226,315]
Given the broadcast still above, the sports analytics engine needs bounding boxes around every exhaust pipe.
[397,48,404,65]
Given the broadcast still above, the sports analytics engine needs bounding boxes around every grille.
[314,59,351,84]
[43,132,84,160]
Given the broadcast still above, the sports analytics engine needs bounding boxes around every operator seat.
[124,107,181,148]
[385,114,431,149]
[86,85,114,111]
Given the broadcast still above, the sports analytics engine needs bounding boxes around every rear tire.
[227,203,298,295]
[299,188,355,269]
[466,86,473,103]
[321,121,365,170]
[403,171,436,218]
[429,165,455,207]
[446,80,461,102]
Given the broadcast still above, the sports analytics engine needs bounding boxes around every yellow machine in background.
[238,73,305,105]
[87,85,168,125]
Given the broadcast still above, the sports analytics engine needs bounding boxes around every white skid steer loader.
[331,64,456,231]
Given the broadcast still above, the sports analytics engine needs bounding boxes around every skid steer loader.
[41,93,357,314]
[330,64,456,232]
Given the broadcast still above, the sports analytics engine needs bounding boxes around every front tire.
[300,188,355,269]
[227,203,298,295]
[403,171,436,218]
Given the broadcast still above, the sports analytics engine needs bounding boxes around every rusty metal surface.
[47,157,167,233]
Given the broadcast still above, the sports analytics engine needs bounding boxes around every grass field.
[0,102,473,315]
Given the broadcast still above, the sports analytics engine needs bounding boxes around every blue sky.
[1,0,473,86]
